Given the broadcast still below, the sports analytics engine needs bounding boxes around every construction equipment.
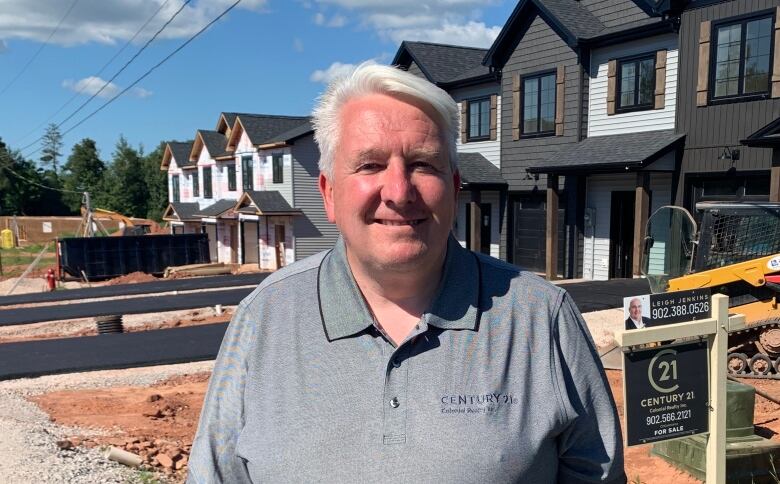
[642,202,780,379]
[77,192,160,237]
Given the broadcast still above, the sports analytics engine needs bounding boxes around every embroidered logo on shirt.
[440,393,517,415]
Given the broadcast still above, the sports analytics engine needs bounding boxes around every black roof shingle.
[393,41,492,86]
[195,199,237,218]
[457,152,506,186]
[241,190,301,214]
[237,114,310,146]
[527,130,685,174]
[167,202,200,221]
[197,130,228,158]
[167,141,195,168]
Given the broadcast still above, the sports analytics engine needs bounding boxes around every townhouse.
[676,0,780,209]
[481,0,685,281]
[393,41,508,258]
[161,112,338,270]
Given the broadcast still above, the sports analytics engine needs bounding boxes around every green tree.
[142,141,168,221]
[61,138,107,213]
[40,123,63,175]
[0,138,45,215]
[105,136,147,217]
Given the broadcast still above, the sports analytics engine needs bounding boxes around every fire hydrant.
[45,268,56,292]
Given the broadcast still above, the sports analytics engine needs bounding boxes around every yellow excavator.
[642,202,780,378]
[78,206,160,237]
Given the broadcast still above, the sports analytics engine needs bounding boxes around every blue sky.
[0,0,514,166]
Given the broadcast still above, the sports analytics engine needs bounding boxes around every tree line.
[0,124,168,221]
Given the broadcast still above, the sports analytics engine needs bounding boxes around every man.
[188,64,625,483]
[625,297,651,330]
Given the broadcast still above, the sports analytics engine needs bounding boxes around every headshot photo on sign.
[624,295,651,330]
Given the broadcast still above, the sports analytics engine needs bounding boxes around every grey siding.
[500,13,582,192]
[580,0,648,28]
[675,0,780,203]
[406,61,426,79]
[291,134,339,260]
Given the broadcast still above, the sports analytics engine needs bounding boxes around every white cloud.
[310,59,377,83]
[311,0,502,48]
[293,37,304,52]
[62,76,152,99]
[314,12,347,27]
[389,21,501,47]
[62,76,120,98]
[0,0,269,46]
[131,86,153,98]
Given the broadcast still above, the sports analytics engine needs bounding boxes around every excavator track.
[726,319,780,379]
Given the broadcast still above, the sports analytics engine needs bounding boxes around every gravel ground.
[0,361,214,483]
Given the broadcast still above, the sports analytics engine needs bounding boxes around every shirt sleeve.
[553,291,627,484]
[187,302,256,484]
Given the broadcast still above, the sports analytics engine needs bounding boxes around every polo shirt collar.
[318,235,480,342]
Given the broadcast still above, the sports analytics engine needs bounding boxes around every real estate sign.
[624,341,709,446]
[623,288,711,330]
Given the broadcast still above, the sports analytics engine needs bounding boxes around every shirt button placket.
[382,344,410,445]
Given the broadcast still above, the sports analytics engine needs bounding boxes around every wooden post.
[770,151,780,202]
[469,202,481,252]
[706,294,728,484]
[546,175,559,280]
[633,172,650,276]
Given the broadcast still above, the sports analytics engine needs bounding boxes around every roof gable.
[189,130,228,163]
[485,0,601,68]
[227,114,310,150]
[235,190,301,215]
[484,0,664,69]
[392,41,492,86]
[161,140,194,170]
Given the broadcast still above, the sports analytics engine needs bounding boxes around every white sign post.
[614,294,745,484]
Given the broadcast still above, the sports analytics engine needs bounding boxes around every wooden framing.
[632,172,650,276]
[546,175,559,280]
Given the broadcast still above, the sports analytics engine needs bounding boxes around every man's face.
[629,299,642,320]
[319,93,459,273]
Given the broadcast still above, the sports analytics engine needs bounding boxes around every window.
[227,164,236,191]
[467,98,490,141]
[712,14,773,99]
[272,154,283,184]
[522,72,556,136]
[203,167,212,199]
[242,155,253,191]
[192,171,199,198]
[172,175,180,202]
[617,55,655,111]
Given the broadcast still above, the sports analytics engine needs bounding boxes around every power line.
[0,153,83,194]
[59,0,242,140]
[0,0,80,99]
[13,0,173,146]
[19,0,193,154]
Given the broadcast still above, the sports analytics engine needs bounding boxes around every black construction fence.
[58,233,210,281]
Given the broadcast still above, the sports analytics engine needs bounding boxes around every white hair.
[312,62,459,178]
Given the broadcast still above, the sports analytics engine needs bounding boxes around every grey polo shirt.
[188,236,625,483]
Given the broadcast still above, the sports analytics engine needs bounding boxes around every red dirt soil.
[103,271,159,285]
[29,370,780,483]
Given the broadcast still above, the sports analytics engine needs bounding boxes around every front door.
[275,224,286,269]
[609,191,635,279]
[465,202,491,255]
